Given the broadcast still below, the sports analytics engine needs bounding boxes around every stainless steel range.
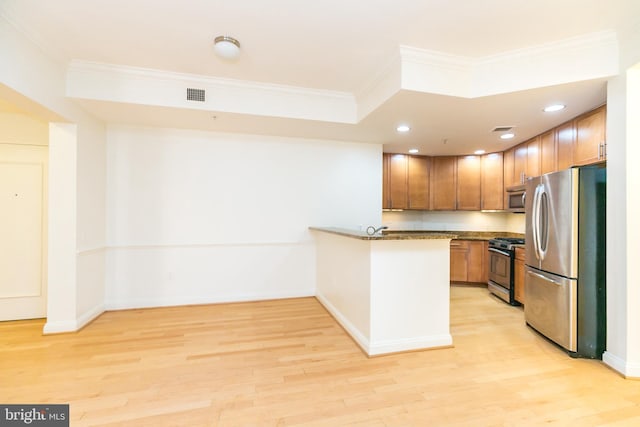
[487,237,525,305]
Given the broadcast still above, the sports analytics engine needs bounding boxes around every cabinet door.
[407,155,430,210]
[513,143,528,185]
[575,106,606,166]
[540,131,556,175]
[430,156,457,210]
[503,147,515,208]
[557,121,575,170]
[450,241,469,282]
[481,152,504,210]
[527,137,540,179]
[467,241,487,283]
[382,154,390,209]
[388,154,408,209]
[514,248,526,304]
[456,155,481,210]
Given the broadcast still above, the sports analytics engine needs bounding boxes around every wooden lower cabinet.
[450,241,469,282]
[514,247,526,304]
[450,240,488,284]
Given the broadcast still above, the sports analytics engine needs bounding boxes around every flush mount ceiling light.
[396,124,411,133]
[474,149,486,155]
[500,133,515,140]
[214,36,241,59]
[408,148,419,154]
[544,104,566,112]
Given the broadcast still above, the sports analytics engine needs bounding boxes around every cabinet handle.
[603,142,607,159]
[598,143,602,160]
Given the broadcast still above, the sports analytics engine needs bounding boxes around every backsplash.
[382,210,525,234]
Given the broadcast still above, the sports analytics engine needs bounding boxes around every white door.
[0,144,48,321]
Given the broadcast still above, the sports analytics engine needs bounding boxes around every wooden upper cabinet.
[382,154,390,208]
[481,152,504,210]
[526,137,541,179]
[540,130,557,175]
[430,156,457,210]
[456,155,481,210]
[503,146,515,188]
[387,153,408,209]
[575,106,606,166]
[407,155,430,210]
[513,143,528,185]
[557,121,575,170]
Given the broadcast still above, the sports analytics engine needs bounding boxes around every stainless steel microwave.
[506,184,526,213]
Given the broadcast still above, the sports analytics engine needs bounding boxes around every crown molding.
[65,30,620,125]
[67,60,358,123]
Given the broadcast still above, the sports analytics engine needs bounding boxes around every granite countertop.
[423,231,525,241]
[309,227,457,240]
[310,227,524,241]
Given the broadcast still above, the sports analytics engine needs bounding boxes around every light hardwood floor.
[1,285,639,426]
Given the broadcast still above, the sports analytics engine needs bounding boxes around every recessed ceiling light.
[500,133,515,140]
[396,125,411,133]
[543,104,566,112]
[408,148,419,154]
[474,150,485,155]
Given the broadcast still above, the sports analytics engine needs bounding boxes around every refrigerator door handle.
[531,184,542,260]
[526,269,562,286]
[538,186,548,262]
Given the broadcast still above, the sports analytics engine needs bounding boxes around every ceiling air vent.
[186,88,206,102]
[492,126,513,132]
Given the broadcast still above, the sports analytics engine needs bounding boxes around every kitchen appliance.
[525,165,606,359]
[506,184,526,213]
[487,237,525,305]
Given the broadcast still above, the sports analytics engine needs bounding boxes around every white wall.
[0,15,107,332]
[382,210,525,234]
[0,112,48,145]
[602,20,640,377]
[105,125,381,308]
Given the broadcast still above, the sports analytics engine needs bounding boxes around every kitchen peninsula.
[310,227,456,356]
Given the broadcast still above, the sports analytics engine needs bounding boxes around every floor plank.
[1,286,639,426]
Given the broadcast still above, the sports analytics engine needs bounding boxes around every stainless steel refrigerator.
[524,165,606,359]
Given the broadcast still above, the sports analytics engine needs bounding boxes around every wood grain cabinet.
[481,152,504,210]
[527,136,541,179]
[456,155,481,210]
[449,240,469,283]
[430,156,457,210]
[407,155,430,209]
[574,106,607,166]
[382,153,430,210]
[514,247,526,304]
[556,121,575,170]
[384,153,408,209]
[450,240,488,284]
[540,130,556,175]
[513,143,528,185]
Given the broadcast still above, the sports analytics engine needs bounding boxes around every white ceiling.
[1,0,638,155]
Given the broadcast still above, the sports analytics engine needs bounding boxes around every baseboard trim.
[104,289,315,311]
[316,292,453,356]
[76,303,105,330]
[315,292,371,354]
[43,303,105,334]
[368,334,453,356]
[603,351,640,379]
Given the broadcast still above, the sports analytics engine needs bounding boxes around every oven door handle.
[488,247,511,257]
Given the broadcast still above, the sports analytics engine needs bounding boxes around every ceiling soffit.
[66,30,619,126]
